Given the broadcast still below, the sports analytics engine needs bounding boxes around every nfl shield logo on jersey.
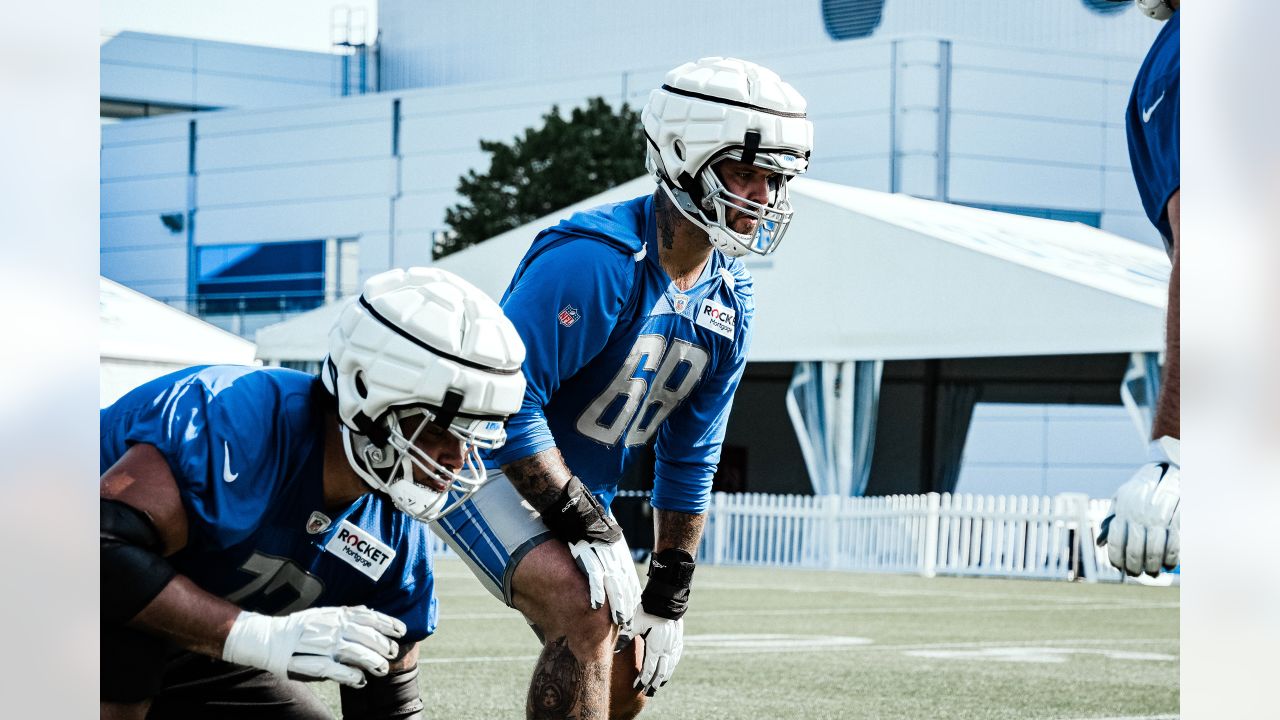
[672,294,689,313]
[558,304,581,327]
[306,511,332,535]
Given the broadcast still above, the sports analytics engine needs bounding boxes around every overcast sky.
[101,0,379,52]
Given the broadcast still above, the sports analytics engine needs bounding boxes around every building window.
[954,202,1102,228]
[1080,0,1131,15]
[196,240,327,314]
[821,0,886,41]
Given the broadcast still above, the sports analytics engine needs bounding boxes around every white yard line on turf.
[437,601,1178,621]
[418,637,1177,665]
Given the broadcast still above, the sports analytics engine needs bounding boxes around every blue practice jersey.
[100,366,438,642]
[1126,10,1179,247]
[487,195,753,514]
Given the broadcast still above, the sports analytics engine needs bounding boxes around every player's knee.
[560,603,619,662]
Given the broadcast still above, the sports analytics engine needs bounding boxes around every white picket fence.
[427,491,1126,583]
[698,491,1124,582]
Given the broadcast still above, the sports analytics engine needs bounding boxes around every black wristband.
[640,548,696,620]
[340,663,424,720]
[537,475,622,544]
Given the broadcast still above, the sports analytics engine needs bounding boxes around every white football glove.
[568,537,641,628]
[222,605,405,688]
[619,609,684,697]
[1099,436,1181,577]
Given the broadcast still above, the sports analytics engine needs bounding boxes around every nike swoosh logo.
[1141,92,1165,123]
[222,442,239,483]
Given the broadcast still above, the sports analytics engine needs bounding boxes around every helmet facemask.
[341,402,501,524]
[655,146,804,258]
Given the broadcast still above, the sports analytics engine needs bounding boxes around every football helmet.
[1136,0,1175,20]
[322,267,526,523]
[1107,0,1175,20]
[642,56,813,258]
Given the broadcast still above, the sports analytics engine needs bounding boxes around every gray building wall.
[100,35,1161,316]
[100,31,372,113]
[377,0,1158,90]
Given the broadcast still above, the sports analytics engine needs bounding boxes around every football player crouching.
[100,268,525,719]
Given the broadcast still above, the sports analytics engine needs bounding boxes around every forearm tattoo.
[655,508,705,555]
[527,637,606,720]
[502,449,574,513]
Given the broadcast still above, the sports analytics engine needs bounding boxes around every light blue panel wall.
[377,0,1158,91]
[956,403,1146,497]
[1103,168,1144,216]
[1103,125,1132,168]
[195,41,337,86]
[100,32,194,66]
[949,113,1104,167]
[197,122,391,172]
[809,156,892,192]
[1101,211,1162,249]
[395,189,463,233]
[358,232,391,284]
[100,176,188,215]
[400,151,488,195]
[953,466,1042,497]
[390,230,435,269]
[960,409,1047,465]
[398,107,551,155]
[101,139,188,181]
[101,32,341,109]
[198,158,394,207]
[948,156,1100,209]
[101,215,185,251]
[896,154,939,198]
[193,74,337,109]
[196,97,390,135]
[101,63,196,107]
[1044,467,1133,498]
[100,246,188,288]
[950,67,1107,125]
[1046,418,1145,465]
[100,115,190,144]
[819,114,892,161]
[196,196,389,245]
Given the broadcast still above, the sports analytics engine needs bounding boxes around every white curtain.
[785,360,883,496]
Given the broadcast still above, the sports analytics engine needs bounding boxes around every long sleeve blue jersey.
[1126,10,1179,245]
[100,366,438,642]
[485,194,754,514]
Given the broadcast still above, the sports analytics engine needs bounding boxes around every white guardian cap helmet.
[642,56,813,257]
[322,267,526,523]
[1135,0,1175,20]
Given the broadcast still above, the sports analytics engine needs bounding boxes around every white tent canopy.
[255,177,1169,364]
[100,276,258,406]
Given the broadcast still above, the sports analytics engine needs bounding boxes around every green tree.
[438,97,646,259]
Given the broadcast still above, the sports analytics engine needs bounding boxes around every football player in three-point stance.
[429,57,813,719]
[1099,0,1181,579]
[100,268,525,719]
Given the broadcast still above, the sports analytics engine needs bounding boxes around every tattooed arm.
[500,448,576,512]
[653,508,704,556]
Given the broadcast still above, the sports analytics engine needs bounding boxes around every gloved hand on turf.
[569,537,641,628]
[620,608,684,697]
[222,605,405,688]
[1097,436,1180,577]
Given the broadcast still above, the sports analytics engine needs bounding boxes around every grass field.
[318,557,1179,719]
